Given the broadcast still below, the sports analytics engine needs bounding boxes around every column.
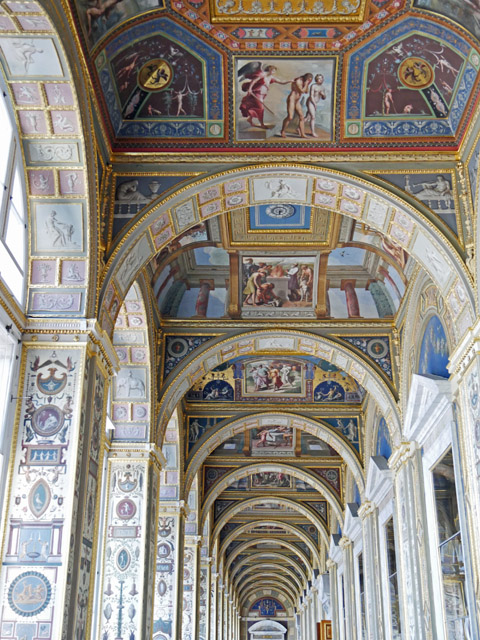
[389,442,435,640]
[227,252,241,319]
[195,280,213,318]
[198,556,212,640]
[453,335,480,637]
[367,281,395,317]
[326,561,337,639]
[95,443,164,640]
[210,572,219,640]
[340,279,360,318]
[315,252,330,318]
[183,535,202,640]
[311,586,319,637]
[153,501,190,640]
[339,536,357,640]
[358,501,384,640]
[0,330,114,639]
[217,582,224,640]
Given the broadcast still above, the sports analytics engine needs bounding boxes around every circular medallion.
[32,405,64,437]
[265,204,296,219]
[116,498,137,520]
[398,57,434,89]
[8,571,51,617]
[167,338,189,358]
[366,339,388,360]
[138,59,172,92]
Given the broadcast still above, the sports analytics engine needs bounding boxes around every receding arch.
[159,330,401,452]
[219,520,322,569]
[234,564,304,594]
[201,462,344,528]
[230,553,308,590]
[187,411,364,497]
[238,580,298,606]
[211,495,329,548]
[241,589,295,615]
[225,538,313,577]
[101,164,474,342]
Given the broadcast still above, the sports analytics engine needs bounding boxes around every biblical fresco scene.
[235,58,335,142]
[242,255,316,317]
[186,355,365,404]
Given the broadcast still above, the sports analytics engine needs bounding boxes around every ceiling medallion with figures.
[397,57,434,90]
[138,59,173,92]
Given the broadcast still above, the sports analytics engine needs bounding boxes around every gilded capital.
[388,441,418,472]
[358,500,376,520]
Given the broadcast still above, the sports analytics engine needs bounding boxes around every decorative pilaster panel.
[389,443,434,640]
[183,536,201,640]
[198,560,210,640]
[153,502,188,640]
[458,360,480,619]
[358,502,384,640]
[210,572,219,640]
[339,537,357,640]
[0,341,109,640]
[326,560,338,640]
[96,445,162,640]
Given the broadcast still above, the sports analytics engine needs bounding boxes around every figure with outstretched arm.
[239,63,290,129]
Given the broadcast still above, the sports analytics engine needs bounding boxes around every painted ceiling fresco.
[66,1,480,152]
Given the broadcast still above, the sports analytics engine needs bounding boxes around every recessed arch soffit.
[186,412,364,497]
[201,462,345,527]
[0,2,93,317]
[241,589,294,614]
[212,496,329,547]
[238,581,298,607]
[231,552,309,588]
[234,565,305,594]
[64,3,480,153]
[219,519,322,566]
[159,329,399,443]
[101,166,474,341]
[225,537,314,575]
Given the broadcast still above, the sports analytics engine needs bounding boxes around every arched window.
[0,80,27,307]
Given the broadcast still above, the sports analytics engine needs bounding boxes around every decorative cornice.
[358,501,376,521]
[339,536,352,550]
[388,441,418,472]
[158,499,190,518]
[108,442,166,469]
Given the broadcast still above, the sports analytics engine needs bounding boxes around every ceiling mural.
[343,17,480,141]
[66,2,480,153]
[96,17,224,143]
[185,356,366,404]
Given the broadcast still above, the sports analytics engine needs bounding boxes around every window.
[433,449,469,638]
[385,518,402,639]
[0,86,27,306]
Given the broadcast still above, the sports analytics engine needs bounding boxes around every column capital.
[185,534,203,546]
[358,500,376,520]
[338,535,352,549]
[326,559,336,570]
[388,441,418,471]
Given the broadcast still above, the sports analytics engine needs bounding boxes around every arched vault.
[211,496,329,547]
[102,165,475,341]
[201,462,344,528]
[186,411,364,497]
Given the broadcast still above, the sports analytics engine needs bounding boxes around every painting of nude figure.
[234,57,335,142]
